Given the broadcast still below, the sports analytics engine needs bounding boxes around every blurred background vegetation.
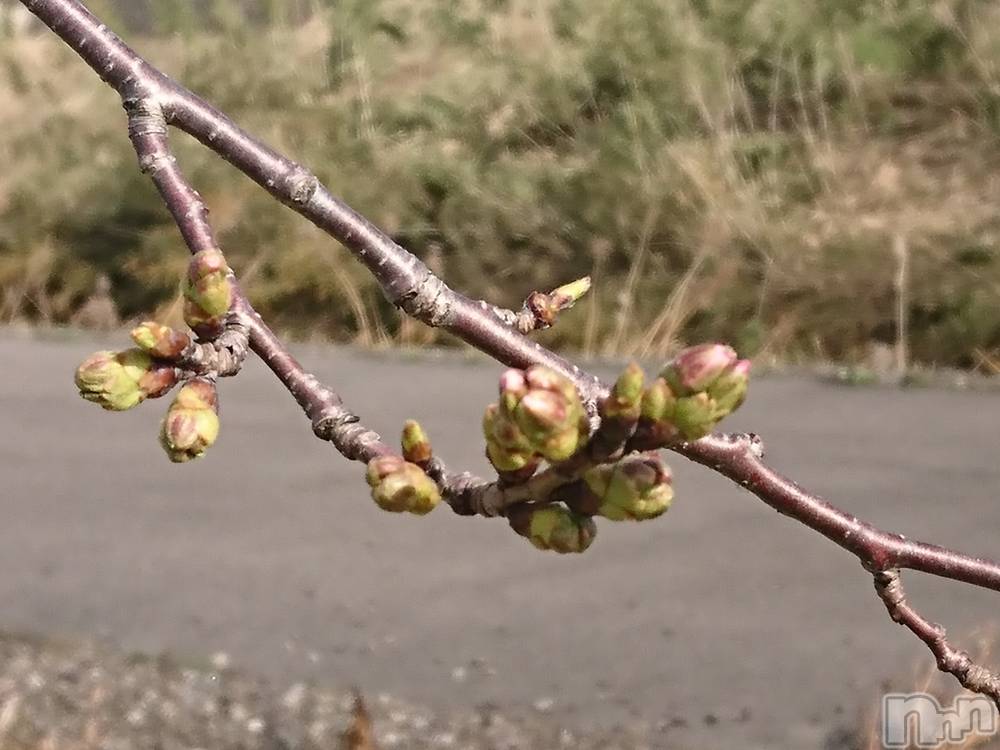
[2,0,1000,369]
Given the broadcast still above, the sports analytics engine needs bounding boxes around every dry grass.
[3,0,1000,367]
[859,628,1000,750]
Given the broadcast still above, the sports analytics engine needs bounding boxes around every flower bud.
[159,379,220,463]
[640,377,674,422]
[131,321,191,360]
[661,344,738,396]
[508,504,596,554]
[401,420,432,465]
[638,345,751,442]
[502,366,588,463]
[670,391,717,441]
[524,365,580,404]
[583,453,673,521]
[498,369,528,414]
[75,348,166,411]
[707,358,751,417]
[365,455,441,515]
[183,249,233,332]
[483,403,536,472]
[486,441,538,474]
[601,361,645,421]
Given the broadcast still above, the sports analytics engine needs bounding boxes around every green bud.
[483,402,537,472]
[509,504,596,554]
[401,420,432,465]
[525,365,580,405]
[131,321,191,360]
[366,455,441,515]
[661,344,738,396]
[486,440,536,472]
[189,275,233,319]
[534,426,581,463]
[514,390,568,438]
[183,298,223,336]
[188,247,229,280]
[671,392,717,440]
[498,369,528,415]
[602,362,645,420]
[366,454,406,484]
[483,404,528,450]
[183,249,233,331]
[584,453,673,521]
[707,358,751,418]
[159,379,220,463]
[75,349,159,411]
[640,346,752,442]
[640,378,674,422]
[493,366,587,463]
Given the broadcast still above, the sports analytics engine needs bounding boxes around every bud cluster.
[366,455,441,515]
[578,452,673,521]
[483,366,589,475]
[508,503,597,554]
[641,344,751,442]
[73,249,242,464]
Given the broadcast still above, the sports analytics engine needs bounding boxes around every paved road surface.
[3,329,1000,749]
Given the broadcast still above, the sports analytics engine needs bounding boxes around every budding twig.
[492,277,593,334]
[21,0,1000,705]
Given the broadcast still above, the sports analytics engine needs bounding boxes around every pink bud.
[666,344,737,394]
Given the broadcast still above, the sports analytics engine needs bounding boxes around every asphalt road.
[3,329,1000,749]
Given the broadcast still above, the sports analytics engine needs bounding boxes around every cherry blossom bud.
[504,366,588,463]
[401,420,432,466]
[75,349,165,411]
[508,503,597,554]
[639,345,752,442]
[582,453,673,521]
[183,249,233,333]
[131,321,191,360]
[159,379,220,463]
[662,344,738,396]
[365,455,441,515]
[601,361,645,421]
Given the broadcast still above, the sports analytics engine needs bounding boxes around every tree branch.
[875,570,1000,702]
[120,79,499,515]
[20,0,603,402]
[19,0,1000,706]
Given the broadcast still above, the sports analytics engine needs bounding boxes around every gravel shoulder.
[0,631,658,749]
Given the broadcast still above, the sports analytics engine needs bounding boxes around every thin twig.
[874,570,1000,707]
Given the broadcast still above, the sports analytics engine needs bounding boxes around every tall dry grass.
[2,0,1000,367]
